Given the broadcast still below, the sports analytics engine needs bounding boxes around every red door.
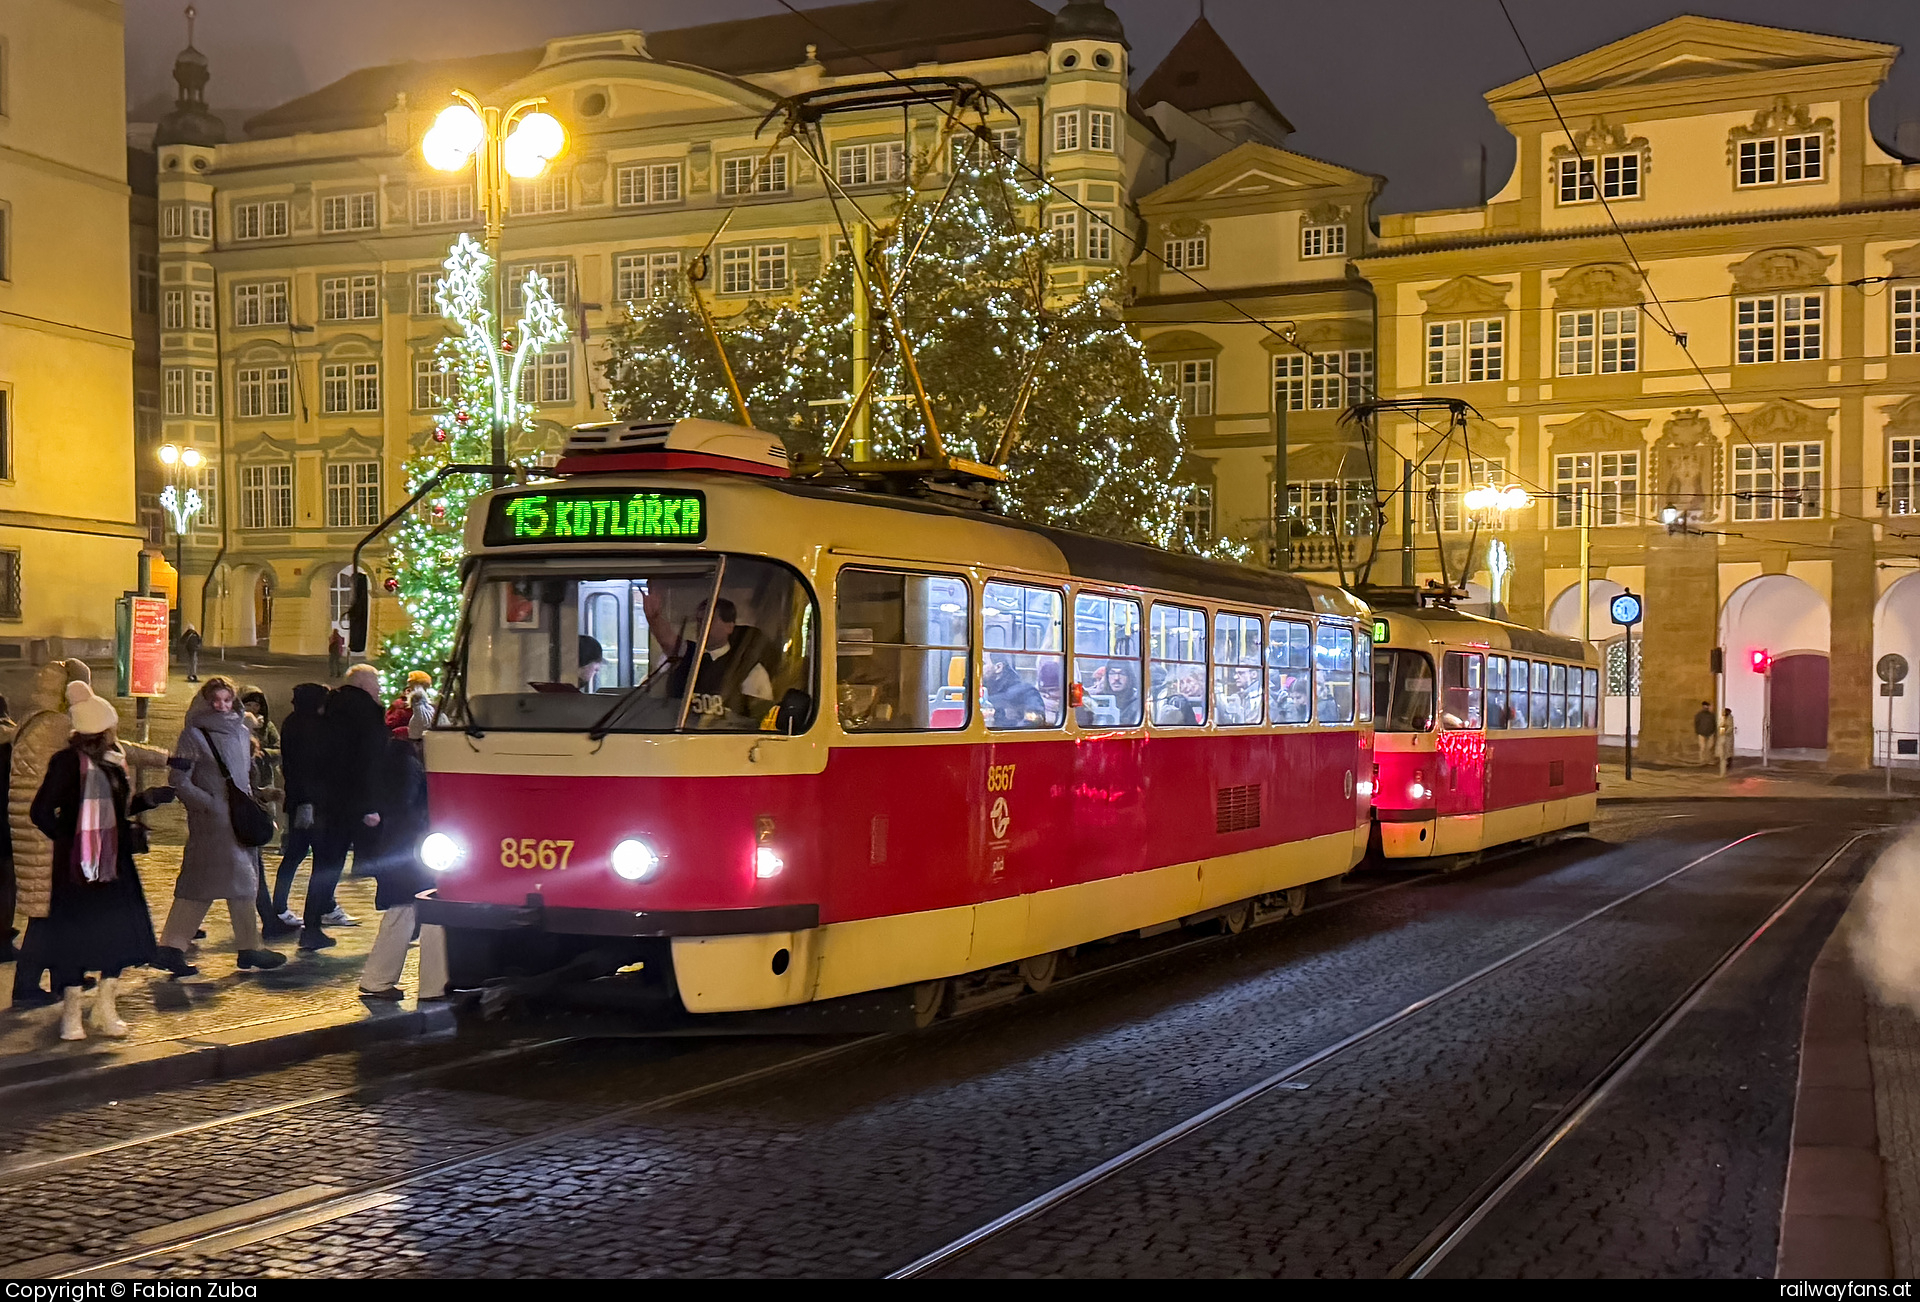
[1770,654,1829,750]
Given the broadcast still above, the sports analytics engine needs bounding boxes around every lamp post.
[157,443,203,636]
[1462,484,1531,611]
[422,91,567,487]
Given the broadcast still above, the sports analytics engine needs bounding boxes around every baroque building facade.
[154,0,1225,654]
[0,0,143,658]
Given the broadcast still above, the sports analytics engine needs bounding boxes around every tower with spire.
[1137,11,1293,174]
[1041,0,1137,291]
[155,6,226,148]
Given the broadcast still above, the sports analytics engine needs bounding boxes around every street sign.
[1882,683,1906,697]
[1877,653,1909,684]
[1609,592,1643,627]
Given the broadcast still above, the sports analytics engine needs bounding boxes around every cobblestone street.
[0,799,1895,1278]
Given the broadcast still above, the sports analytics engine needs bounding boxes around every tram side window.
[1212,612,1265,726]
[1149,603,1208,726]
[1373,649,1435,732]
[1267,618,1312,724]
[1441,652,1483,729]
[1529,659,1551,729]
[982,581,1064,730]
[1485,655,1508,730]
[1314,622,1356,724]
[1583,667,1600,728]
[1073,593,1143,727]
[1510,659,1531,729]
[836,568,971,732]
[1549,663,1569,728]
[1356,635,1373,722]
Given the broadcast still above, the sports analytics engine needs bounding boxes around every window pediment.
[1548,410,1650,455]
[1145,329,1221,358]
[1739,397,1830,443]
[1288,438,1370,481]
[1161,217,1210,240]
[232,431,297,460]
[1887,396,1920,438]
[1728,246,1833,292]
[1888,244,1920,281]
[1303,200,1349,226]
[1419,275,1511,316]
[1550,263,1645,308]
[1725,97,1834,164]
[1416,417,1510,462]
[1548,117,1651,172]
[1289,319,1370,349]
[319,431,381,458]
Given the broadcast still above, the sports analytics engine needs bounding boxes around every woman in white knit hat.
[27,681,175,1040]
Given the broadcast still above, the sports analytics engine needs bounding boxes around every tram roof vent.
[558,418,791,478]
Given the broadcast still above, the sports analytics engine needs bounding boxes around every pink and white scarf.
[74,752,119,883]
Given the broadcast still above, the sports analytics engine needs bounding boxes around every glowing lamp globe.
[180,447,203,469]
[158,444,180,466]
[502,111,566,178]
[423,104,484,172]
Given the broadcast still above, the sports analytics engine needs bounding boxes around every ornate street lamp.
[422,92,567,485]
[1463,484,1530,614]
[157,443,203,633]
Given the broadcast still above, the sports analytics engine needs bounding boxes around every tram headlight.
[754,844,785,879]
[612,838,660,882]
[1408,782,1429,801]
[421,832,462,872]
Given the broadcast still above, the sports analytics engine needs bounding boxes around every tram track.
[887,824,1860,1278]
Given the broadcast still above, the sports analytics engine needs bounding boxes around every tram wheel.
[912,979,949,1029]
[1219,901,1252,935]
[1018,951,1059,993]
[1282,887,1309,917]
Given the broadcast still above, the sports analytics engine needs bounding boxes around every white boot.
[58,986,86,1041]
[89,977,129,1037]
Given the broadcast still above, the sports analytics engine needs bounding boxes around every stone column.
[1638,526,1717,764]
[1829,518,1875,770]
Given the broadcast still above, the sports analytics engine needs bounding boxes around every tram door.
[577,580,655,691]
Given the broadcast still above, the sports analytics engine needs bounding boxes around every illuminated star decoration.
[159,483,203,535]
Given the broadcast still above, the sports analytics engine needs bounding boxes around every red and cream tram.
[414,419,1376,1018]
[1369,605,1601,860]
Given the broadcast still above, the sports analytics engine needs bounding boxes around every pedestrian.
[1718,707,1736,778]
[153,677,287,977]
[179,625,203,683]
[357,734,446,1002]
[1693,700,1716,765]
[0,694,15,965]
[385,672,429,738]
[238,686,295,940]
[405,671,437,741]
[328,628,347,680]
[300,665,388,951]
[28,682,172,1040]
[271,683,328,928]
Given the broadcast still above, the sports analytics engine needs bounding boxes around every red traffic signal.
[1750,649,1771,674]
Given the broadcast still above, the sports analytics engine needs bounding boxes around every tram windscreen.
[1373,649,1436,733]
[444,556,817,733]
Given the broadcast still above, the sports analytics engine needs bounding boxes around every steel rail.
[887,828,1784,1278]
[1396,826,1881,1278]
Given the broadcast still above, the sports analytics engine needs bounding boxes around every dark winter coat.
[279,683,328,812]
[170,699,261,901]
[28,747,158,975]
[318,685,390,827]
[371,736,432,910]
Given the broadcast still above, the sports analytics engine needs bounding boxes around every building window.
[325,461,381,528]
[1087,110,1116,152]
[1301,223,1346,259]
[239,463,293,530]
[229,200,288,241]
[320,192,378,233]
[189,205,212,240]
[509,174,568,214]
[1156,359,1213,417]
[0,549,19,622]
[322,274,380,321]
[136,253,158,315]
[190,289,214,331]
[1553,451,1640,526]
[1308,349,1373,410]
[413,185,475,226]
[350,362,380,412]
[1733,442,1823,520]
[1178,484,1214,541]
[1086,211,1115,262]
[1556,307,1639,375]
[0,390,8,480]
[413,270,446,318]
[1426,458,1505,533]
[516,349,572,405]
[1274,353,1305,412]
[1557,153,1640,204]
[233,367,286,418]
[194,465,220,529]
[1052,111,1081,154]
[1891,438,1917,515]
[190,368,216,417]
[961,126,1022,167]
[508,261,571,309]
[1288,480,1371,537]
[162,289,184,331]
[161,205,184,240]
[414,357,450,411]
[1048,210,1078,259]
[1164,236,1207,270]
[616,251,681,302]
[1426,318,1503,383]
[719,244,787,294]
[1738,134,1824,187]
[719,155,786,197]
[321,364,349,413]
[835,142,906,188]
[232,280,289,328]
[1894,286,1918,355]
[1736,293,1822,364]
[164,367,186,415]
[616,161,683,206]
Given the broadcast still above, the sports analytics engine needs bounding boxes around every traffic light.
[1750,648,1771,675]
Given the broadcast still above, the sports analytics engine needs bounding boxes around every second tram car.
[415,420,1378,1019]
[1369,605,1600,860]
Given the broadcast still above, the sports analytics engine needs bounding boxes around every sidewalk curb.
[0,1003,457,1112]
[1777,925,1893,1278]
[1598,794,1920,804]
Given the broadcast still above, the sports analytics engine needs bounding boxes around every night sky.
[124,0,1920,214]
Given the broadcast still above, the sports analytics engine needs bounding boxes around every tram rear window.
[1374,650,1435,733]
[445,556,817,733]
[1442,652,1483,730]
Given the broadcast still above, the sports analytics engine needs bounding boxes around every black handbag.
[197,728,277,848]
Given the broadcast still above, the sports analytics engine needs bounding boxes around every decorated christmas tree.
[375,233,567,690]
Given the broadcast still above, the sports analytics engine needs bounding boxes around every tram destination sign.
[485,489,707,546]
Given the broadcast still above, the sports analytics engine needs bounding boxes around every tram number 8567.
[501,838,576,870]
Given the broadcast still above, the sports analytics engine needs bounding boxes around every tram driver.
[646,590,777,727]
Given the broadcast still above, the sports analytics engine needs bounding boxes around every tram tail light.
[754,845,785,879]
[1409,769,1429,802]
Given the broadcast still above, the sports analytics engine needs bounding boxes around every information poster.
[129,595,170,696]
